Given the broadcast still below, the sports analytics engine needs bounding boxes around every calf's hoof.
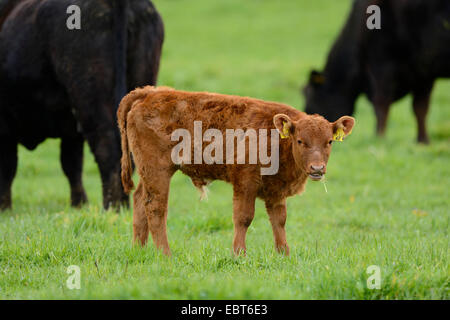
[276,245,290,256]
[233,247,247,257]
[133,235,149,247]
[156,246,171,256]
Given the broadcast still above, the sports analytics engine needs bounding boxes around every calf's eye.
[298,140,302,145]
[329,140,333,145]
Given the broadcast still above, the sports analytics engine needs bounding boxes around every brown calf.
[118,86,355,255]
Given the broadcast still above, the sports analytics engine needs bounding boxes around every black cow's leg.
[54,57,127,210]
[84,128,127,210]
[62,97,127,211]
[373,99,391,137]
[0,140,18,211]
[60,135,87,207]
[413,85,433,144]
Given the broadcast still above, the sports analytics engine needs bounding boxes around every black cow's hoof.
[417,136,430,144]
[0,193,12,211]
[71,190,88,208]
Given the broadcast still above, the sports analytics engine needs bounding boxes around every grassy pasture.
[0,0,448,299]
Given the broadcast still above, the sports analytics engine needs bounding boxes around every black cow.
[303,0,450,143]
[0,0,164,210]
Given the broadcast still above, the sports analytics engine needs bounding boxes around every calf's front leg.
[265,199,289,255]
[232,188,256,256]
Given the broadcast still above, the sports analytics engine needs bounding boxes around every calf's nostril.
[311,165,324,172]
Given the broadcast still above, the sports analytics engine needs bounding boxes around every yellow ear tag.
[280,121,290,139]
[333,127,345,142]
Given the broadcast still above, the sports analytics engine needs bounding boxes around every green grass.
[0,0,449,299]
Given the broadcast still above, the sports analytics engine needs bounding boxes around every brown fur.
[118,86,355,255]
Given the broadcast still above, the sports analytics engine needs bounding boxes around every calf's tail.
[117,89,147,194]
[117,97,134,194]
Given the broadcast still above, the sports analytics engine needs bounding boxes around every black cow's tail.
[112,0,129,109]
[0,0,20,30]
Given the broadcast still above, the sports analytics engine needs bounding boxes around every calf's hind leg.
[132,182,149,246]
[140,169,173,256]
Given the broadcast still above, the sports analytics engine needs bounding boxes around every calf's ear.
[273,114,293,139]
[332,116,355,141]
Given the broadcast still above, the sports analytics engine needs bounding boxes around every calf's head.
[274,113,354,181]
